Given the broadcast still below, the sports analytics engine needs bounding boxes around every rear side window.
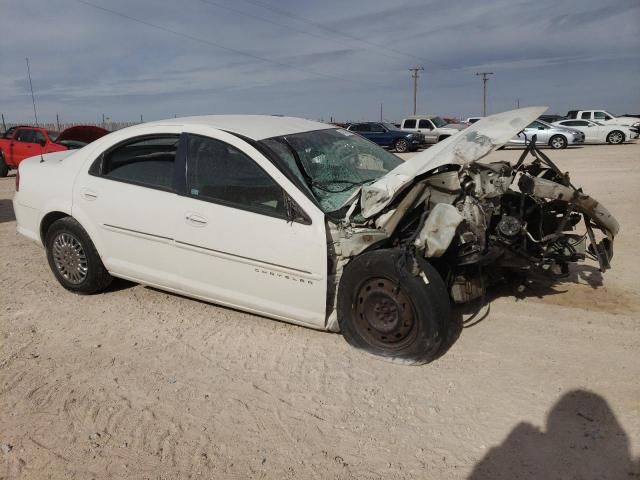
[580,112,591,119]
[403,119,416,128]
[100,135,179,190]
[186,134,287,218]
[418,119,432,129]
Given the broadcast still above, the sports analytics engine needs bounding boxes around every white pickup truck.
[566,110,640,131]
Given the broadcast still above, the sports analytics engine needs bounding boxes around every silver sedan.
[508,119,585,149]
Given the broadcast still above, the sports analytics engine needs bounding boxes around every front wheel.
[394,138,409,153]
[45,217,112,294]
[549,135,568,149]
[337,249,450,364]
[606,130,625,144]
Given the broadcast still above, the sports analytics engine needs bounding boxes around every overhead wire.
[74,0,391,88]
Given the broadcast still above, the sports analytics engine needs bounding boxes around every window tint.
[349,124,363,132]
[370,123,385,132]
[33,130,46,144]
[563,121,587,126]
[15,129,36,143]
[403,119,416,128]
[528,121,546,129]
[102,135,179,190]
[594,111,612,121]
[186,135,286,217]
[580,112,591,119]
[418,119,432,129]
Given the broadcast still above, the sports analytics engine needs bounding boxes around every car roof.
[403,115,437,120]
[142,115,334,140]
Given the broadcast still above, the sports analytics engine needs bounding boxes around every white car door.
[72,131,183,287]
[584,121,606,143]
[171,128,328,328]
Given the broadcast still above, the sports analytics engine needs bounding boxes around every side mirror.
[39,139,46,147]
[537,126,545,130]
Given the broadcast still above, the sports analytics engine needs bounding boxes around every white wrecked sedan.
[13,109,619,364]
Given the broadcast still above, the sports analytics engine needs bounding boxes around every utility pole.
[409,66,424,115]
[380,102,383,122]
[475,72,494,116]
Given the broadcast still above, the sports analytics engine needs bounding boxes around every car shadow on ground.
[0,198,16,223]
[435,263,606,359]
[467,389,640,479]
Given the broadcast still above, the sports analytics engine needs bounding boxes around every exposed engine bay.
[324,117,618,330]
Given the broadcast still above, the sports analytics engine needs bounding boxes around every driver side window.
[418,119,432,129]
[186,134,289,219]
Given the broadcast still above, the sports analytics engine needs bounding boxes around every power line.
[475,72,494,116]
[241,0,447,70]
[74,0,380,87]
[409,66,424,115]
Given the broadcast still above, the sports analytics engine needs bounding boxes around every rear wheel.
[549,135,568,149]
[0,153,8,177]
[606,130,625,144]
[394,138,409,153]
[337,249,450,364]
[45,217,112,294]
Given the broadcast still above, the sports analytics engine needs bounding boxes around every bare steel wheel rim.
[52,232,88,284]
[353,277,418,350]
[551,136,565,149]
[396,140,408,152]
[609,132,623,144]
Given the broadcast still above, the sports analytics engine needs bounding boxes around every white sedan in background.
[552,119,633,144]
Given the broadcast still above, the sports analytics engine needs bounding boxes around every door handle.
[82,189,98,201]
[186,213,207,226]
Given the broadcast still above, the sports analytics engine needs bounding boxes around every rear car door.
[73,132,183,287]
[171,130,328,328]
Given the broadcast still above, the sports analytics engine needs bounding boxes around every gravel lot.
[1,142,639,479]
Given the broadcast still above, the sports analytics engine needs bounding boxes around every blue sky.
[1,0,639,123]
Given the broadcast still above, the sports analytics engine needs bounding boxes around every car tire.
[0,153,9,178]
[337,249,450,365]
[45,217,112,294]
[549,135,568,149]
[395,139,409,153]
[606,130,625,144]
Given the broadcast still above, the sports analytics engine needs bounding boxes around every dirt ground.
[1,142,639,479]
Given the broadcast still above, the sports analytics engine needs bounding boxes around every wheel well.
[438,135,450,142]
[40,211,70,244]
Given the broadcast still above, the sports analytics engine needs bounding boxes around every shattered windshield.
[261,128,402,213]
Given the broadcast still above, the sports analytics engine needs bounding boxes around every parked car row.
[346,107,638,152]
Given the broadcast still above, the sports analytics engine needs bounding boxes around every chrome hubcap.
[610,132,622,143]
[52,233,88,284]
[552,137,564,148]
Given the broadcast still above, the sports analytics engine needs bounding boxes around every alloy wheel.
[52,232,88,284]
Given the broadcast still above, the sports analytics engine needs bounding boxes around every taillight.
[15,170,20,191]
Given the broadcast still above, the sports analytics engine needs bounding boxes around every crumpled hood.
[56,125,109,144]
[359,106,547,218]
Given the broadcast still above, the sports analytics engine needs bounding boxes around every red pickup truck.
[0,125,108,177]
